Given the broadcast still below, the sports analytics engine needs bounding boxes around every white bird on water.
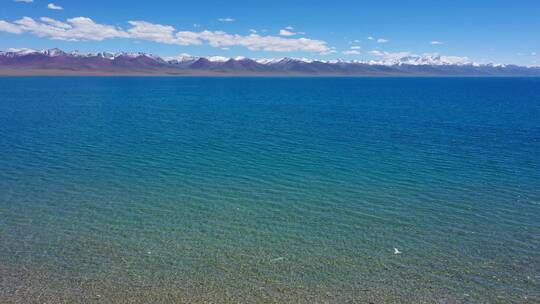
[394,248,401,255]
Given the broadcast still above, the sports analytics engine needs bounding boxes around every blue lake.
[0,77,539,303]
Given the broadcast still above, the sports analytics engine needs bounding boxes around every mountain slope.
[1,48,539,76]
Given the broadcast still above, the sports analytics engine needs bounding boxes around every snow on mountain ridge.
[0,48,510,67]
[206,56,230,62]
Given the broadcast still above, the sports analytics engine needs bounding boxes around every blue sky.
[1,0,539,65]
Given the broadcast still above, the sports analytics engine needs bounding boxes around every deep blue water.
[0,77,539,303]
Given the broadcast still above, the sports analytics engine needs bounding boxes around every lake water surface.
[0,77,539,303]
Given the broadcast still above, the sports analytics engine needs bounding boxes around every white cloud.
[249,29,257,34]
[532,52,537,56]
[368,37,389,43]
[40,17,71,29]
[350,46,361,50]
[343,50,360,55]
[218,17,235,22]
[127,21,179,44]
[0,16,332,54]
[196,30,326,52]
[176,31,205,45]
[11,16,128,41]
[279,29,294,36]
[0,20,23,34]
[14,0,34,3]
[47,3,63,10]
[68,17,129,39]
[193,23,200,28]
[128,20,203,46]
[320,47,337,55]
[279,28,304,36]
[431,40,443,45]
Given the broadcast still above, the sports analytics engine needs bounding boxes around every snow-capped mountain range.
[1,48,539,76]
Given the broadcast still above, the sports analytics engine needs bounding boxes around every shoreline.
[1,69,538,77]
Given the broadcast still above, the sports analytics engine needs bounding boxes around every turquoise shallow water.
[0,77,539,303]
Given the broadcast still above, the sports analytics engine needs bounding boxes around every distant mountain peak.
[1,48,538,76]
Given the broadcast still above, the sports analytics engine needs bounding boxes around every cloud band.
[0,16,331,53]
